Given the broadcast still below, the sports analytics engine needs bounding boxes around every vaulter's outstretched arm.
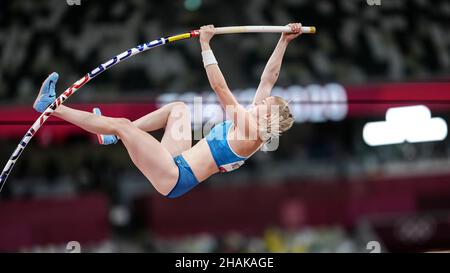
[252,23,303,105]
[198,25,247,124]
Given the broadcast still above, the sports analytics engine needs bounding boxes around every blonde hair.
[258,96,295,142]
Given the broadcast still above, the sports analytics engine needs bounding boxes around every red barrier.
[136,174,450,238]
[346,82,450,117]
[0,193,110,251]
[0,103,157,143]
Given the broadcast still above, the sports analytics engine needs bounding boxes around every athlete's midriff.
[181,138,219,182]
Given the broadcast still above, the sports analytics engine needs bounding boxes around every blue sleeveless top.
[205,120,249,172]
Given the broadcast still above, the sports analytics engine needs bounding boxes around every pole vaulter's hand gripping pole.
[0,25,316,192]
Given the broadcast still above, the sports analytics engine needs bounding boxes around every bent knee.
[169,101,187,108]
[170,102,190,118]
[171,101,189,111]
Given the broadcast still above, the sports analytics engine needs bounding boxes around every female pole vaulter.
[32,23,302,198]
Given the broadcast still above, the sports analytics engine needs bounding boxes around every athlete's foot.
[92,107,119,145]
[33,72,59,113]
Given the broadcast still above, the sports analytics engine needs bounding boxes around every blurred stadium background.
[1,0,450,253]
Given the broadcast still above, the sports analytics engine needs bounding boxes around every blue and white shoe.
[92,107,119,145]
[33,72,59,113]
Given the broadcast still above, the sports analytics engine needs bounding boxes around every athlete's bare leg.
[53,105,178,195]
